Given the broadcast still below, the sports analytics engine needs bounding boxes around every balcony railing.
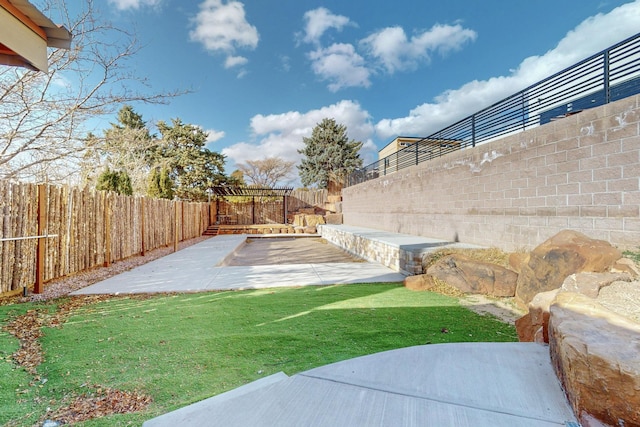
[348,32,640,187]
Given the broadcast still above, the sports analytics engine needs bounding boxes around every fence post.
[34,184,46,294]
[104,194,111,267]
[173,201,179,252]
[140,198,146,256]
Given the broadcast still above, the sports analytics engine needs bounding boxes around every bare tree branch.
[0,0,187,182]
[237,157,295,188]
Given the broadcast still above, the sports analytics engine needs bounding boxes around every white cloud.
[375,0,640,139]
[225,55,248,68]
[222,100,378,173]
[205,129,225,144]
[361,23,477,74]
[299,10,476,91]
[301,7,352,45]
[280,55,291,72]
[108,0,161,10]
[308,43,371,92]
[190,0,259,67]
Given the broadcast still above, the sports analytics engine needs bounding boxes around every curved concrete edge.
[142,342,578,427]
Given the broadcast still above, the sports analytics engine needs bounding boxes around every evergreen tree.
[298,118,363,189]
[82,105,157,194]
[96,168,133,195]
[156,118,229,201]
[147,167,174,199]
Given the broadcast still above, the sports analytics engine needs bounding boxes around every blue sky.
[57,0,640,175]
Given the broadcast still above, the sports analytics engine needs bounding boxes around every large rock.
[515,289,559,343]
[549,292,640,427]
[293,214,326,228]
[293,214,305,227]
[508,252,528,275]
[612,257,640,277]
[304,215,325,227]
[515,230,621,307]
[515,272,631,343]
[426,254,518,297]
[403,274,437,291]
[597,280,640,323]
[324,213,343,225]
[561,272,631,299]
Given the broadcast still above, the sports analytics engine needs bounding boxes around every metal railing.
[348,32,640,186]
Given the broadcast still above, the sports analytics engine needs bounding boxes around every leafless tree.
[237,157,295,188]
[0,0,184,183]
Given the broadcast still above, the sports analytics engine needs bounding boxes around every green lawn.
[0,284,517,426]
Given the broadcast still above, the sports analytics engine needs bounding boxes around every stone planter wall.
[320,225,430,275]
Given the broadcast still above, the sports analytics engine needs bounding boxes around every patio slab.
[143,343,578,427]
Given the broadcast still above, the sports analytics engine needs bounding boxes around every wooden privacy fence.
[213,189,329,225]
[288,189,328,212]
[0,180,210,296]
[216,200,285,225]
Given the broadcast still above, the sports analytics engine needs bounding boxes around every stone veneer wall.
[343,95,640,251]
[320,225,401,272]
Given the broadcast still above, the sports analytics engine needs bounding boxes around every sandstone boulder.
[403,274,437,291]
[304,215,325,227]
[561,272,631,299]
[549,292,640,427]
[515,289,559,343]
[515,272,631,343]
[426,254,518,297]
[293,214,326,228]
[293,214,305,227]
[596,280,640,322]
[508,252,528,275]
[324,213,343,225]
[515,230,621,306]
[611,257,640,277]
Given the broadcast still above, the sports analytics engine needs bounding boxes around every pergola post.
[283,194,288,224]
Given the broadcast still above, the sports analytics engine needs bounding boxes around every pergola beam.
[211,186,293,198]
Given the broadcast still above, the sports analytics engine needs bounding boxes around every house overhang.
[0,0,71,72]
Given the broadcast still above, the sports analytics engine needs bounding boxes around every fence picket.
[0,180,212,296]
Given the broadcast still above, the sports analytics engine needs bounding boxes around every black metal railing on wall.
[347,32,640,186]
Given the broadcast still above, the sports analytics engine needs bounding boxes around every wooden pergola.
[210,186,294,225]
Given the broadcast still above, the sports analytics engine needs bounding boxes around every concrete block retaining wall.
[343,95,640,251]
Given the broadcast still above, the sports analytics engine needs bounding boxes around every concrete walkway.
[71,232,578,426]
[72,235,405,295]
[143,343,577,427]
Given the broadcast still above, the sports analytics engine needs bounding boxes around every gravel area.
[5,236,212,303]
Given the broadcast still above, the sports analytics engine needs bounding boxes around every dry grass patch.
[422,247,512,272]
